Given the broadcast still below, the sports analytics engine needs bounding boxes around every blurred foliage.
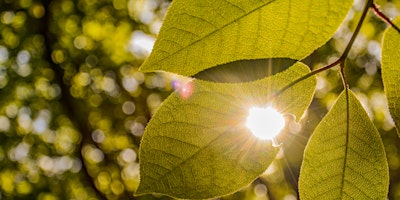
[0,0,400,199]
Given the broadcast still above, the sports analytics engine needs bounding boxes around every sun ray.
[246,106,285,140]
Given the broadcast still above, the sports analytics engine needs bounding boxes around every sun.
[246,106,285,140]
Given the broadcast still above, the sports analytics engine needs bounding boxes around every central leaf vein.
[340,89,350,198]
[153,0,277,64]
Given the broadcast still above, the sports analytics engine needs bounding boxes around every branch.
[372,2,400,34]
[272,0,372,98]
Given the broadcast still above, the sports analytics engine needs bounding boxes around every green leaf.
[140,0,354,76]
[382,16,400,136]
[299,90,389,200]
[136,62,316,199]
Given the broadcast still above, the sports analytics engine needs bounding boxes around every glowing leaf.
[382,17,400,136]
[140,0,354,76]
[299,90,389,200]
[136,63,316,199]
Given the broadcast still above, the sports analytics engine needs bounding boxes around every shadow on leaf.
[194,58,296,83]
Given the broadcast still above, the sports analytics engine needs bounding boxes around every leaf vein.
[149,0,277,66]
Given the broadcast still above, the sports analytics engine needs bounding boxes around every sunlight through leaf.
[246,106,285,140]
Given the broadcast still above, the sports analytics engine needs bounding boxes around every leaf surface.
[140,0,354,76]
[136,63,316,199]
[299,90,389,200]
[382,17,400,136]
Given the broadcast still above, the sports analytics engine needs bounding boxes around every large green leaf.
[140,0,354,76]
[136,62,316,199]
[382,17,400,136]
[299,90,389,199]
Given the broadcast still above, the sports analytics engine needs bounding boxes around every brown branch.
[372,2,400,34]
[272,0,372,98]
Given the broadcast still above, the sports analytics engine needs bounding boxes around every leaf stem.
[372,2,400,34]
[339,63,349,90]
[341,0,372,61]
[338,0,372,88]
[273,0,372,98]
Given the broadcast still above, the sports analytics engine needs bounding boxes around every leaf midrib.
[145,0,277,68]
[340,89,350,198]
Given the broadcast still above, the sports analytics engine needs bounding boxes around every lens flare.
[246,106,285,140]
[172,79,193,99]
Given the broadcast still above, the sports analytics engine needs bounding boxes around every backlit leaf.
[140,0,354,76]
[382,17,400,136]
[136,62,316,199]
[299,90,389,200]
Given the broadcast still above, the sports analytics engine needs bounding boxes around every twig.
[372,2,400,34]
[272,0,372,98]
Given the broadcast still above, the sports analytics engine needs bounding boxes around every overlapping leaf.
[299,90,389,199]
[140,0,354,76]
[136,63,316,199]
[382,17,400,136]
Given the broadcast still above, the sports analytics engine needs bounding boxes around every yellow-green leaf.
[140,0,354,76]
[382,16,400,136]
[136,62,316,199]
[299,90,389,200]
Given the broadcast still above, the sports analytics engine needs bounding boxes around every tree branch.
[372,2,400,34]
[272,0,372,98]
